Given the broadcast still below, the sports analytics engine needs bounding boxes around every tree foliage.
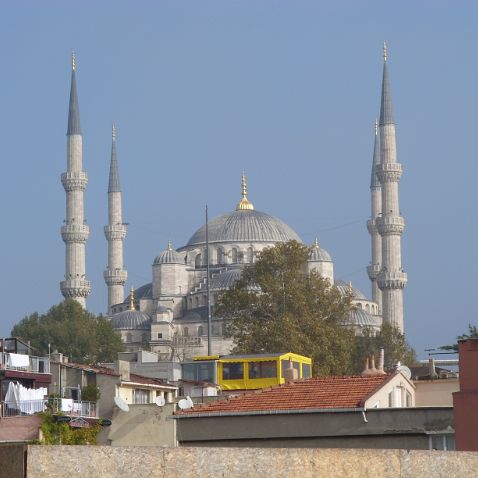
[439,324,478,352]
[11,299,124,364]
[216,240,356,375]
[350,322,417,374]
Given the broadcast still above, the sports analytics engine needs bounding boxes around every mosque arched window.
[195,296,199,307]
[366,304,370,312]
[357,303,362,309]
[247,247,254,264]
[231,248,238,263]
[198,326,204,336]
[183,327,189,337]
[217,247,225,265]
[126,333,132,343]
[195,254,202,268]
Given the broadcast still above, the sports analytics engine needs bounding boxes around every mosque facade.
[60,46,406,359]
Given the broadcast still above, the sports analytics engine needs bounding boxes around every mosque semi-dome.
[111,309,152,330]
[153,241,183,265]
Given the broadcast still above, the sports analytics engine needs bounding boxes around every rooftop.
[176,374,395,416]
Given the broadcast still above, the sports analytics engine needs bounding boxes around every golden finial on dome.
[236,172,254,211]
[383,41,388,62]
[112,123,116,141]
[129,286,135,311]
[167,240,172,251]
[72,52,76,71]
[374,118,378,136]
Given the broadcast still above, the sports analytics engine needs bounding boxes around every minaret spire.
[375,44,407,332]
[367,119,382,313]
[104,124,128,315]
[60,55,91,307]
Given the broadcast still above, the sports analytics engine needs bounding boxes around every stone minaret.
[104,125,128,315]
[367,120,382,313]
[60,54,91,307]
[376,43,407,332]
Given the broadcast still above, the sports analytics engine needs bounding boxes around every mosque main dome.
[181,174,302,248]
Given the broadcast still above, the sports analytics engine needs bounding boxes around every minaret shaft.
[60,63,91,307]
[376,53,407,332]
[104,129,127,315]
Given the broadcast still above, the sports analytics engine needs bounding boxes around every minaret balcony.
[61,224,90,243]
[103,269,128,286]
[376,216,405,235]
[376,163,402,183]
[104,224,127,241]
[367,219,378,234]
[367,264,381,280]
[377,271,408,290]
[61,171,88,191]
[60,279,92,298]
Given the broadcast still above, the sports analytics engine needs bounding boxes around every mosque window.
[366,304,370,312]
[231,248,238,263]
[198,326,204,336]
[247,247,254,264]
[183,327,189,337]
[126,333,132,343]
[358,303,362,309]
[217,247,225,265]
[195,296,199,307]
[195,254,202,268]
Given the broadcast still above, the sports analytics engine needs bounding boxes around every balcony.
[0,352,50,374]
[0,399,97,418]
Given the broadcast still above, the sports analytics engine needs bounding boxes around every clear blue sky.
[1,1,476,359]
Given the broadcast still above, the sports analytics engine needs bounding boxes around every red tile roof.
[176,374,395,415]
[53,361,120,376]
[128,373,174,388]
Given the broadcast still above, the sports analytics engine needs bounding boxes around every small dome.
[334,280,366,299]
[154,241,183,265]
[345,308,382,328]
[111,309,152,330]
[308,238,332,262]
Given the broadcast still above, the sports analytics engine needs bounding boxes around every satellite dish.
[186,396,194,408]
[155,396,166,407]
[178,398,193,410]
[397,365,412,380]
[114,396,130,412]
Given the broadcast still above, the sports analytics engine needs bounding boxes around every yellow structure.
[190,352,312,391]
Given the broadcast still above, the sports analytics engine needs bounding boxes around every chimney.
[114,360,130,382]
[283,359,298,383]
[370,354,377,375]
[377,348,386,375]
[362,356,371,376]
[428,358,438,379]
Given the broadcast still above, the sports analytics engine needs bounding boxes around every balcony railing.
[0,352,50,374]
[0,399,97,418]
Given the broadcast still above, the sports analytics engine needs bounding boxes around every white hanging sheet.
[7,353,30,368]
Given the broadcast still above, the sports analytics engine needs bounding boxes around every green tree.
[216,240,356,375]
[11,299,124,363]
[350,322,417,374]
[439,324,478,352]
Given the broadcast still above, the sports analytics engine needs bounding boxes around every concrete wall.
[22,446,478,478]
[107,404,176,446]
[415,379,459,407]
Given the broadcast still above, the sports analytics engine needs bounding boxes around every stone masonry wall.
[24,446,478,478]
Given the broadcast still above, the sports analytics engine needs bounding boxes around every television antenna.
[114,396,130,412]
[155,396,166,407]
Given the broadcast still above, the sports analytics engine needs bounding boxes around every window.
[183,327,189,337]
[195,254,202,268]
[222,362,244,380]
[158,333,163,339]
[133,389,149,404]
[302,363,311,378]
[406,390,412,407]
[217,247,225,264]
[126,333,132,343]
[429,434,455,451]
[197,326,203,336]
[182,362,215,382]
[231,248,238,263]
[249,361,277,379]
[247,247,254,263]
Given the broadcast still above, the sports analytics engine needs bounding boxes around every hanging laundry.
[7,353,30,368]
